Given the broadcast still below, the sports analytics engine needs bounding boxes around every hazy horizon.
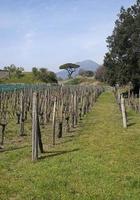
[0,0,135,72]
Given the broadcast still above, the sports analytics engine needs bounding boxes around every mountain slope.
[76,60,99,71]
[57,60,99,79]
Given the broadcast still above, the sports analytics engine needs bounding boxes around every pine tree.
[104,0,140,88]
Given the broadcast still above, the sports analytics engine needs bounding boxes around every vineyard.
[0,0,140,198]
[0,84,103,161]
[113,87,140,129]
[1,88,140,200]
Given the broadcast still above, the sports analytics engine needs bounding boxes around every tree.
[4,64,16,78]
[15,67,24,78]
[79,69,94,77]
[104,0,140,88]
[32,67,58,83]
[4,64,24,78]
[47,71,58,83]
[32,67,38,77]
[38,68,49,83]
[95,65,107,82]
[59,63,80,79]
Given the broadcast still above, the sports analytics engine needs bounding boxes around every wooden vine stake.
[72,93,75,128]
[52,97,57,145]
[121,95,127,128]
[74,91,78,126]
[117,90,121,110]
[139,89,140,112]
[20,91,24,136]
[32,92,39,161]
[44,90,47,124]
[58,98,63,138]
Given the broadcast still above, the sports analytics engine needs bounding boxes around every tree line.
[59,63,94,79]
[2,64,58,83]
[32,67,57,83]
[96,0,140,89]
[2,64,95,83]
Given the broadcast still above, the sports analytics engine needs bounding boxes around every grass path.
[0,92,140,200]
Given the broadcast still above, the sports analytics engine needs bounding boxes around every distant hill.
[57,60,99,79]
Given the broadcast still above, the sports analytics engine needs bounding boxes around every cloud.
[24,31,34,40]
[20,31,35,57]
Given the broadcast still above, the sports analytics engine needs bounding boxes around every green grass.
[0,92,140,199]
[63,77,97,85]
[0,72,42,84]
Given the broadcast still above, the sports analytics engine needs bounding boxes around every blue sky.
[0,0,136,71]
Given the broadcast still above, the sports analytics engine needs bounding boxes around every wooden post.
[128,88,131,106]
[139,89,140,112]
[81,95,85,117]
[52,97,56,145]
[32,92,39,161]
[117,90,121,106]
[74,91,78,125]
[65,103,70,132]
[134,94,137,112]
[72,93,75,128]
[0,124,6,146]
[37,115,44,153]
[121,95,127,128]
[20,91,24,136]
[58,98,63,138]
[0,110,7,146]
[44,90,47,124]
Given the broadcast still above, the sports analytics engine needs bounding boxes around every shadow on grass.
[64,129,80,138]
[68,130,77,133]
[65,134,75,138]
[64,134,80,140]
[127,122,136,127]
[0,145,29,153]
[56,138,73,145]
[39,148,79,160]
